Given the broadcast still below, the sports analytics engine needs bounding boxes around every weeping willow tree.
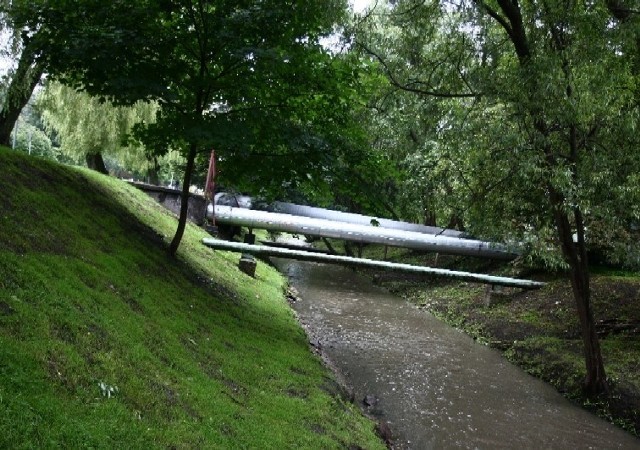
[38,81,160,176]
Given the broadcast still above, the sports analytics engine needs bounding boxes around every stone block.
[238,254,257,277]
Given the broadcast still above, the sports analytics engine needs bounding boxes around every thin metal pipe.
[202,239,544,289]
[207,205,516,259]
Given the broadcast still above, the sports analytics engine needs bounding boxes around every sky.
[0,30,12,77]
[351,0,373,13]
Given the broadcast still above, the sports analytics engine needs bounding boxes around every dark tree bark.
[85,152,109,175]
[606,0,633,21]
[0,35,44,146]
[148,156,160,185]
[446,213,465,231]
[343,241,355,257]
[168,142,198,256]
[168,43,208,257]
[606,0,640,101]
[549,188,608,394]
[423,206,437,226]
[322,237,338,255]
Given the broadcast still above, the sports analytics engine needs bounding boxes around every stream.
[275,259,640,449]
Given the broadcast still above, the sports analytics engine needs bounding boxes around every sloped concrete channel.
[275,259,640,449]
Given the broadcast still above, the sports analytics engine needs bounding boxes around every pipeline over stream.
[207,205,516,260]
[213,193,465,237]
[129,184,515,259]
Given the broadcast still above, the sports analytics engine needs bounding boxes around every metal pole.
[204,149,216,225]
[202,239,545,289]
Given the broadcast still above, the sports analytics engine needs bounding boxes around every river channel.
[275,259,640,449]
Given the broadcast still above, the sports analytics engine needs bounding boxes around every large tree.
[27,0,362,255]
[1,0,375,254]
[356,0,640,394]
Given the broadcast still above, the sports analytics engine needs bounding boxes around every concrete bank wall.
[129,182,207,225]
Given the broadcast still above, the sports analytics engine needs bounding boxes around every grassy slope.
[317,240,640,436]
[0,147,384,449]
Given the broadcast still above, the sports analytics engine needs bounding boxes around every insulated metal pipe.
[268,201,465,238]
[212,193,465,237]
[202,239,542,288]
[207,205,516,260]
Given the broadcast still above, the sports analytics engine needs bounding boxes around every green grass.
[0,147,384,449]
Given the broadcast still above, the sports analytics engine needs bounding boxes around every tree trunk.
[570,264,608,395]
[85,152,109,174]
[343,241,355,257]
[446,213,465,231]
[322,237,338,255]
[380,199,400,222]
[148,156,160,185]
[423,207,437,226]
[550,190,608,394]
[168,143,198,256]
[0,36,44,146]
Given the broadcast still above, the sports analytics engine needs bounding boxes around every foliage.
[11,121,52,157]
[23,0,388,252]
[5,0,399,251]
[353,0,640,265]
[36,0,349,175]
[37,82,159,176]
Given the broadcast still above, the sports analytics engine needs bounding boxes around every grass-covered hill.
[0,147,384,449]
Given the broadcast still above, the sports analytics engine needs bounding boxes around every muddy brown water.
[275,259,640,449]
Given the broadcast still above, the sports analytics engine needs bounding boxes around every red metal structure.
[204,150,216,225]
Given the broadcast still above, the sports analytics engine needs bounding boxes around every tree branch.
[475,0,531,61]
[356,42,479,98]
[495,0,531,60]
[474,0,513,37]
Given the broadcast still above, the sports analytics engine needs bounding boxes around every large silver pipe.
[207,204,516,259]
[202,239,542,288]
[268,201,465,238]
[212,193,465,237]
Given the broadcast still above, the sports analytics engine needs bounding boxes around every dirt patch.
[45,351,80,393]
[222,378,248,401]
[0,301,15,316]
[310,423,326,435]
[50,321,78,345]
[286,387,309,399]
